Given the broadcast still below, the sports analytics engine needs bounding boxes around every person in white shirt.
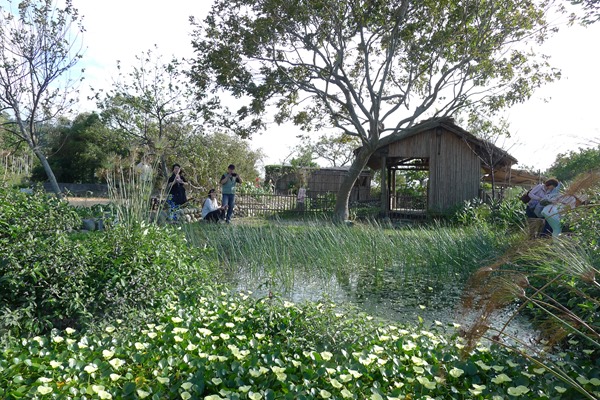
[202,189,227,223]
[526,178,559,218]
[541,192,583,238]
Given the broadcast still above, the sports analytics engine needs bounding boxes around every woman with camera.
[220,164,242,223]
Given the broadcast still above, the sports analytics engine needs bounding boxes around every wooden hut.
[266,166,371,202]
[365,118,522,215]
[308,167,371,202]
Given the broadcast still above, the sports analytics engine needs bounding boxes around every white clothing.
[541,194,577,238]
[202,197,220,218]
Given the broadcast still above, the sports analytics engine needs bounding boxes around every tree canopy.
[546,145,600,182]
[0,0,83,195]
[191,0,561,219]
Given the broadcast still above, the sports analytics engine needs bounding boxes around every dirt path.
[67,197,111,207]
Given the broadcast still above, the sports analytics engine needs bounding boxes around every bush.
[0,187,214,337]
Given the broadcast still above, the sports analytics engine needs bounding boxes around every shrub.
[0,187,214,336]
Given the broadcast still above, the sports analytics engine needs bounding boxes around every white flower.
[65,327,76,335]
[102,349,115,359]
[491,374,512,384]
[98,390,112,399]
[181,382,193,390]
[105,326,115,333]
[137,389,150,398]
[320,389,332,398]
[449,367,464,378]
[109,358,125,369]
[109,374,121,381]
[49,360,62,369]
[157,377,170,384]
[320,351,333,361]
[171,317,183,323]
[37,386,53,395]
[249,392,262,400]
[225,322,235,328]
[181,392,191,400]
[173,327,189,334]
[52,336,64,343]
[330,379,342,389]
[84,364,98,374]
[198,328,212,336]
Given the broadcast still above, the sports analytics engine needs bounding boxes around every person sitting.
[541,191,584,238]
[202,189,227,223]
[526,178,559,218]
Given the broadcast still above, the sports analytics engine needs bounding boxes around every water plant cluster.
[2,287,598,399]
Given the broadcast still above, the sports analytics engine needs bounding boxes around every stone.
[82,219,96,231]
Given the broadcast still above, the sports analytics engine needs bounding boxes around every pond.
[224,260,538,345]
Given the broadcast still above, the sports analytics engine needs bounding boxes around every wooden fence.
[234,190,337,217]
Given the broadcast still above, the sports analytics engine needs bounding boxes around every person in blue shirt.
[220,164,242,223]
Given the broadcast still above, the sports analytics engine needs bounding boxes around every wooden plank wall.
[388,129,480,212]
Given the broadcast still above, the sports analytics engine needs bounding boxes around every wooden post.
[381,156,389,217]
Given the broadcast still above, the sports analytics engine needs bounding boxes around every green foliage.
[452,198,526,230]
[0,188,213,337]
[1,289,598,399]
[30,113,128,183]
[546,145,600,182]
[177,131,263,193]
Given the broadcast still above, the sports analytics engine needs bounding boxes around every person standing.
[167,163,188,219]
[202,189,227,222]
[220,164,242,223]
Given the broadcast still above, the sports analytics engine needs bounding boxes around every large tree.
[0,0,83,196]
[191,0,561,220]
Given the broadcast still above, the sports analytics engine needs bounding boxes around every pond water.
[224,261,538,345]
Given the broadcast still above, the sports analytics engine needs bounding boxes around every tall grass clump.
[185,220,518,292]
[106,160,158,228]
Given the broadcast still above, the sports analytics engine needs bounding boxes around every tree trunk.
[33,148,62,197]
[333,146,373,221]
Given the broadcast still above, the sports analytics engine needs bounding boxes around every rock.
[82,219,96,231]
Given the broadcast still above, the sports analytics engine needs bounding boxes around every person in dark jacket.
[167,163,188,219]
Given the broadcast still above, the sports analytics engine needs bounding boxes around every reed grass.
[184,219,517,292]
[106,157,164,227]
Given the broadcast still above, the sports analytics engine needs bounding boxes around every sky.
[70,0,600,172]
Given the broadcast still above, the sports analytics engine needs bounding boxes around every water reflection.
[224,261,538,344]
